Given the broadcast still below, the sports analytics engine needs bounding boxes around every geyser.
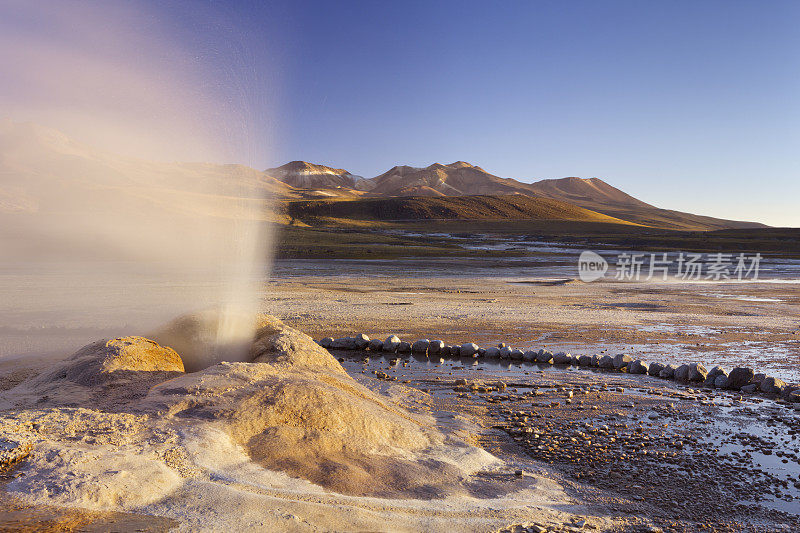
[0,2,275,363]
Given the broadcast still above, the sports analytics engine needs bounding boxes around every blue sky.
[3,1,799,225]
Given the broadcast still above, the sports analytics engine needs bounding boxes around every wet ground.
[334,349,800,532]
[0,495,176,532]
[270,264,800,383]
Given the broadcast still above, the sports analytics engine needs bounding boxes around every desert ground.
[1,249,798,532]
[274,264,800,532]
[269,263,800,381]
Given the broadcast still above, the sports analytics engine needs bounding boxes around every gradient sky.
[2,1,799,226]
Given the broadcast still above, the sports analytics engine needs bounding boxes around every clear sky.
[2,1,799,226]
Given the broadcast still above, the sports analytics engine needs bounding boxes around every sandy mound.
[1,312,499,508]
[144,315,490,497]
[151,310,347,372]
[0,407,184,510]
[41,336,183,383]
[146,363,472,497]
[3,336,185,409]
[248,315,347,372]
[100,336,184,373]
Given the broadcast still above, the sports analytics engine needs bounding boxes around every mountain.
[526,176,652,210]
[365,161,531,197]
[524,177,763,230]
[265,161,367,191]
[0,121,766,233]
[268,160,764,230]
[283,194,636,225]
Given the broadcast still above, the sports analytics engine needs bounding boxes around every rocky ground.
[265,266,800,531]
[333,349,800,532]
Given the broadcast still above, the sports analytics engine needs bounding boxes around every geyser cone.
[150,308,261,372]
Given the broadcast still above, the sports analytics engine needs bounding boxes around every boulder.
[383,335,401,352]
[714,375,730,389]
[741,383,759,393]
[674,364,690,381]
[368,339,383,351]
[708,365,727,378]
[477,348,486,357]
[553,352,572,365]
[320,337,334,348]
[761,377,787,395]
[354,334,370,350]
[536,350,553,364]
[460,343,479,357]
[648,362,665,376]
[498,347,512,359]
[411,339,430,354]
[590,354,601,367]
[687,363,708,382]
[578,355,593,367]
[628,360,649,375]
[781,384,799,399]
[522,350,537,362]
[612,354,633,370]
[331,337,357,350]
[429,340,445,355]
[704,366,727,387]
[397,341,411,353]
[727,367,754,389]
[599,355,614,369]
[484,347,500,358]
[659,364,676,379]
[510,349,524,360]
[450,345,461,356]
[441,346,452,356]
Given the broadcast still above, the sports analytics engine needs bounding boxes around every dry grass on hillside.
[281,194,637,226]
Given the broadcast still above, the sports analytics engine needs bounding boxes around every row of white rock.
[318,334,800,402]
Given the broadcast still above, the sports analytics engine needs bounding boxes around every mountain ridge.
[266,160,367,191]
[266,159,765,230]
[0,121,766,230]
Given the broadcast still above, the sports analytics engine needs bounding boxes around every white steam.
[0,1,276,366]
